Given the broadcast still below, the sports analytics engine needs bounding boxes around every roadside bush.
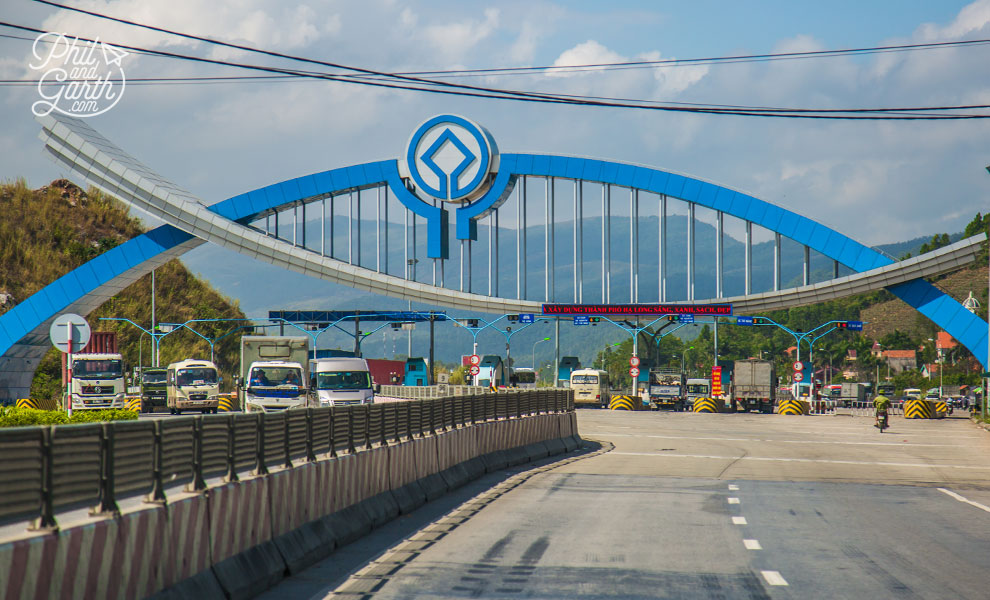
[0,406,138,428]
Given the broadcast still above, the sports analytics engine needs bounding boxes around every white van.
[310,357,376,406]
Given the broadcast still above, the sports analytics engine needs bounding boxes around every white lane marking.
[728,484,740,491]
[583,432,969,447]
[743,539,762,550]
[728,497,740,504]
[732,516,748,525]
[611,451,990,470]
[761,571,789,586]
[937,488,990,513]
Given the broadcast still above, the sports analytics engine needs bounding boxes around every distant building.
[882,349,917,374]
[846,349,857,362]
[871,341,883,360]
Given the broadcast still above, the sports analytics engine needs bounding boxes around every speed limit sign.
[792,361,803,372]
[629,367,640,377]
[793,371,804,382]
[469,365,480,376]
[469,354,481,366]
[629,356,641,367]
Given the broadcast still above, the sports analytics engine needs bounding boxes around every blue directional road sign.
[573,316,590,326]
[679,314,695,324]
[519,314,535,324]
[736,316,754,326]
[847,321,863,331]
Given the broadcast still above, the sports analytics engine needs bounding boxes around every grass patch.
[0,406,138,428]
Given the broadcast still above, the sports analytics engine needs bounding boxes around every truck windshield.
[249,366,302,387]
[571,375,598,384]
[142,371,167,384]
[73,359,123,379]
[515,372,537,384]
[686,384,709,394]
[176,368,217,386]
[316,371,371,390]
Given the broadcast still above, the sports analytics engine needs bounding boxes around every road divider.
[608,395,641,410]
[777,399,810,415]
[692,397,722,413]
[905,399,934,419]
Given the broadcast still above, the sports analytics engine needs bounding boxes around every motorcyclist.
[873,393,891,428]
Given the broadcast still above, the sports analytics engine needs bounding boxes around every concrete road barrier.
[692,397,722,413]
[905,399,934,419]
[608,395,640,410]
[778,399,810,415]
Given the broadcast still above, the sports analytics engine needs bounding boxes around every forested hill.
[0,179,246,400]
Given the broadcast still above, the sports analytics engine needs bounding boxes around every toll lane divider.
[905,399,935,419]
[0,412,580,600]
[777,399,811,415]
[692,397,722,413]
[608,395,640,410]
[934,401,948,419]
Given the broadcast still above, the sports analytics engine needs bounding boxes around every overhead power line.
[4,12,989,119]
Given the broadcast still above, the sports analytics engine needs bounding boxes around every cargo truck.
[239,335,310,412]
[685,378,711,409]
[839,382,866,407]
[64,332,125,410]
[732,359,776,413]
[166,359,220,414]
[648,368,686,411]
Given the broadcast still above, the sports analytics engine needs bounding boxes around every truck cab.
[244,360,309,412]
[684,378,711,410]
[139,367,167,413]
[649,368,686,411]
[310,358,374,406]
[68,353,125,410]
[166,359,220,414]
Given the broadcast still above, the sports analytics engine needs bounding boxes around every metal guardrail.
[0,390,573,530]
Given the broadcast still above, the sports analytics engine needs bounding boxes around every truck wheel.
[201,409,209,414]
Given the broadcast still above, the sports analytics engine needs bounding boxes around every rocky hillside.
[0,179,246,400]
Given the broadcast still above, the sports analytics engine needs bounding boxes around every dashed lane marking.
[743,539,762,550]
[937,488,990,513]
[732,517,747,525]
[584,432,970,448]
[728,497,740,504]
[728,484,739,491]
[761,571,789,586]
[612,451,990,470]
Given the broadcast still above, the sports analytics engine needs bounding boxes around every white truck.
[840,382,867,407]
[166,359,220,414]
[240,335,311,412]
[67,352,126,410]
[310,357,375,406]
[732,359,776,413]
[685,378,711,409]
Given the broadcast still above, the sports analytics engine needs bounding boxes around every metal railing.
[377,384,492,399]
[0,390,573,531]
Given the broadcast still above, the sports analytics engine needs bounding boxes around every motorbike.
[876,410,889,433]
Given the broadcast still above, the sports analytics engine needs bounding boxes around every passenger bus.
[570,369,610,408]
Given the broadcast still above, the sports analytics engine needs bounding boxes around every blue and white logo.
[402,115,499,203]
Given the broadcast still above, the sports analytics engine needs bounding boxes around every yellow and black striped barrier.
[125,396,142,412]
[15,398,59,410]
[904,399,933,419]
[693,397,722,413]
[608,395,641,411]
[777,399,810,415]
[933,401,948,419]
[218,394,238,412]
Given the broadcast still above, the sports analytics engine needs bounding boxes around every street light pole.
[532,337,551,370]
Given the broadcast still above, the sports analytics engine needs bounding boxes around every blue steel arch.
[1,153,986,393]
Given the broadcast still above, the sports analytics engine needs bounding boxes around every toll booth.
[477,355,507,388]
[557,356,581,387]
[403,357,430,386]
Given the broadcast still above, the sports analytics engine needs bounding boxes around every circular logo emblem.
[403,115,498,203]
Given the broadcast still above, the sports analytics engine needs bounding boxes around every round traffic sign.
[629,356,641,367]
[793,372,804,382]
[469,365,480,376]
[792,361,803,372]
[469,354,481,366]
[629,367,640,377]
[49,313,91,353]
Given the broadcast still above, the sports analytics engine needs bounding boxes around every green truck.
[139,367,168,413]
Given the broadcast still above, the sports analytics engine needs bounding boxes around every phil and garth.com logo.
[30,32,127,118]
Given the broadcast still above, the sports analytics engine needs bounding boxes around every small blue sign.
[519,314,535,324]
[679,314,695,324]
[736,316,753,326]
[573,316,589,326]
[847,321,863,331]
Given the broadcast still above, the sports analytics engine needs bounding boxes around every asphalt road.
[260,411,990,599]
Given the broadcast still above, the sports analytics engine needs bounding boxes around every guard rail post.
[363,405,373,450]
[93,423,120,516]
[428,399,437,436]
[283,415,293,470]
[225,414,238,482]
[254,413,268,476]
[190,417,208,491]
[148,420,167,503]
[347,407,356,454]
[305,408,317,462]
[33,426,57,530]
[378,406,388,447]
[328,407,337,458]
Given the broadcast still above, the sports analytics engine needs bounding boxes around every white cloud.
[421,8,500,61]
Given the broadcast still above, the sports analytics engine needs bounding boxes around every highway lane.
[261,411,990,599]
